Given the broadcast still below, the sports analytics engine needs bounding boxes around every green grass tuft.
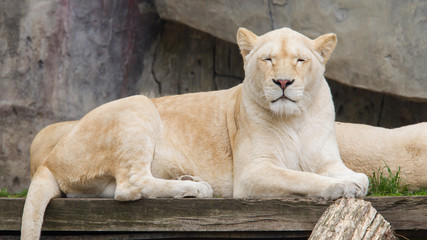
[0,188,28,198]
[368,164,427,196]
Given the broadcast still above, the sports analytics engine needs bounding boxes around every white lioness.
[22,27,369,239]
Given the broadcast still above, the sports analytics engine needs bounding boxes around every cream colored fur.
[336,122,427,191]
[21,27,373,239]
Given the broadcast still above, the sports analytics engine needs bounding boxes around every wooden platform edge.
[0,196,426,233]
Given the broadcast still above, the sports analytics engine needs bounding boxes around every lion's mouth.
[272,95,296,103]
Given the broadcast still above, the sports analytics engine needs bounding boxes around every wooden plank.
[0,196,425,234]
[367,196,427,231]
[0,231,313,239]
[1,197,330,232]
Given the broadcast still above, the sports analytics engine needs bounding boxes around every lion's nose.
[273,79,294,90]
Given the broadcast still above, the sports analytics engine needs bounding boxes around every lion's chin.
[271,95,296,103]
[269,99,302,117]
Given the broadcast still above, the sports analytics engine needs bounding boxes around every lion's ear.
[314,33,337,64]
[237,28,258,58]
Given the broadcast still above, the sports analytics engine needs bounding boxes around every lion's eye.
[297,58,306,63]
[264,58,272,62]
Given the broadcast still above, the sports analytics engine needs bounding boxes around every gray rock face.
[156,0,427,100]
[0,0,163,191]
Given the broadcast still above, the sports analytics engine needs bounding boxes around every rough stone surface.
[153,22,215,95]
[156,0,427,100]
[0,0,163,192]
[329,80,427,128]
[156,0,272,44]
[214,39,245,89]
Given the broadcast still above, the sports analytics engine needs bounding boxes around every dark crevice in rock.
[267,0,276,30]
[215,73,244,82]
[213,41,218,91]
[227,47,232,77]
[151,26,164,96]
[377,94,385,127]
[37,60,44,70]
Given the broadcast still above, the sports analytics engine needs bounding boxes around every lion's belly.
[150,123,234,197]
[62,176,116,198]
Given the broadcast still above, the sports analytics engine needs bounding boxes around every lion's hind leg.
[111,129,213,200]
[114,162,213,200]
[106,97,212,200]
[39,95,212,202]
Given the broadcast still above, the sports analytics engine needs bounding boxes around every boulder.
[155,0,427,100]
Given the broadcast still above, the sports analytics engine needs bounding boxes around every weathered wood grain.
[0,197,331,232]
[309,198,397,240]
[0,196,425,237]
[367,196,427,231]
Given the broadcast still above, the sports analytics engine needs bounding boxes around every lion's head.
[237,27,337,117]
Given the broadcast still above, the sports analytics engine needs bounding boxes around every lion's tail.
[21,166,61,240]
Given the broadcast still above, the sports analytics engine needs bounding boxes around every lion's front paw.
[321,182,346,200]
[351,173,369,197]
[176,180,213,198]
[321,175,369,200]
[195,181,214,198]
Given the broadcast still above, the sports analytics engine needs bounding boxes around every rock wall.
[156,0,427,100]
[0,0,426,192]
[0,0,163,191]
